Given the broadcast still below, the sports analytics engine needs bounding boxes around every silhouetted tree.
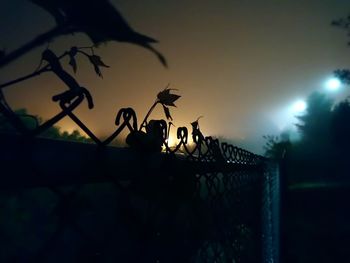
[0,108,38,131]
[263,133,292,159]
[330,99,350,151]
[331,14,350,44]
[296,92,333,149]
[0,108,92,143]
[332,14,350,84]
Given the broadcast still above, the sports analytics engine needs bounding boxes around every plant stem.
[0,52,69,90]
[0,68,49,90]
[139,100,159,131]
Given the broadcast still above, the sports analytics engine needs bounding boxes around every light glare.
[292,100,307,113]
[326,78,341,91]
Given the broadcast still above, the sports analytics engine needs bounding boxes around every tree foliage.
[332,14,350,83]
[264,92,350,184]
[263,133,291,160]
[296,92,333,145]
[0,108,92,143]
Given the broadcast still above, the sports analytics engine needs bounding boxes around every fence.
[0,47,280,262]
[0,126,280,262]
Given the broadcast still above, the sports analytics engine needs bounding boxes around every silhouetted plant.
[191,116,205,144]
[140,86,181,130]
[0,0,167,68]
[126,87,180,152]
[66,46,110,77]
[0,45,113,141]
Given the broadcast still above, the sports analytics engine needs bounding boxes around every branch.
[0,51,69,90]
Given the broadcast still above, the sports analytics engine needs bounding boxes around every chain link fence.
[0,47,280,262]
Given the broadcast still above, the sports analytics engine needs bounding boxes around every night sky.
[1,0,350,153]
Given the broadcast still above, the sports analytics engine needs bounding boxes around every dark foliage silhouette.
[126,87,180,152]
[332,14,350,83]
[191,116,205,144]
[0,108,91,142]
[263,133,291,160]
[0,0,167,68]
[264,91,350,184]
[296,92,333,144]
[330,99,350,151]
[0,45,115,141]
[332,15,350,43]
[334,69,350,84]
[42,49,94,109]
[0,4,277,262]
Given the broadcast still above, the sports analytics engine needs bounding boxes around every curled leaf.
[157,88,181,107]
[163,105,172,120]
[88,55,109,78]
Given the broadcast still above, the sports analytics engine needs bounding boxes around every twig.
[0,52,69,90]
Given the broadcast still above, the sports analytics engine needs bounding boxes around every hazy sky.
[1,0,350,153]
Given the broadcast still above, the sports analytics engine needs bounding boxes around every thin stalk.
[0,68,49,90]
[139,100,159,131]
[0,52,69,90]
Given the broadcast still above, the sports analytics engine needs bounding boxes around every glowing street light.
[326,78,341,91]
[291,100,307,113]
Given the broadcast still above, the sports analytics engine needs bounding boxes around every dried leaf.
[93,64,102,77]
[88,55,109,78]
[191,116,203,130]
[89,55,109,68]
[163,105,172,120]
[191,121,198,130]
[69,55,77,73]
[157,88,181,107]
